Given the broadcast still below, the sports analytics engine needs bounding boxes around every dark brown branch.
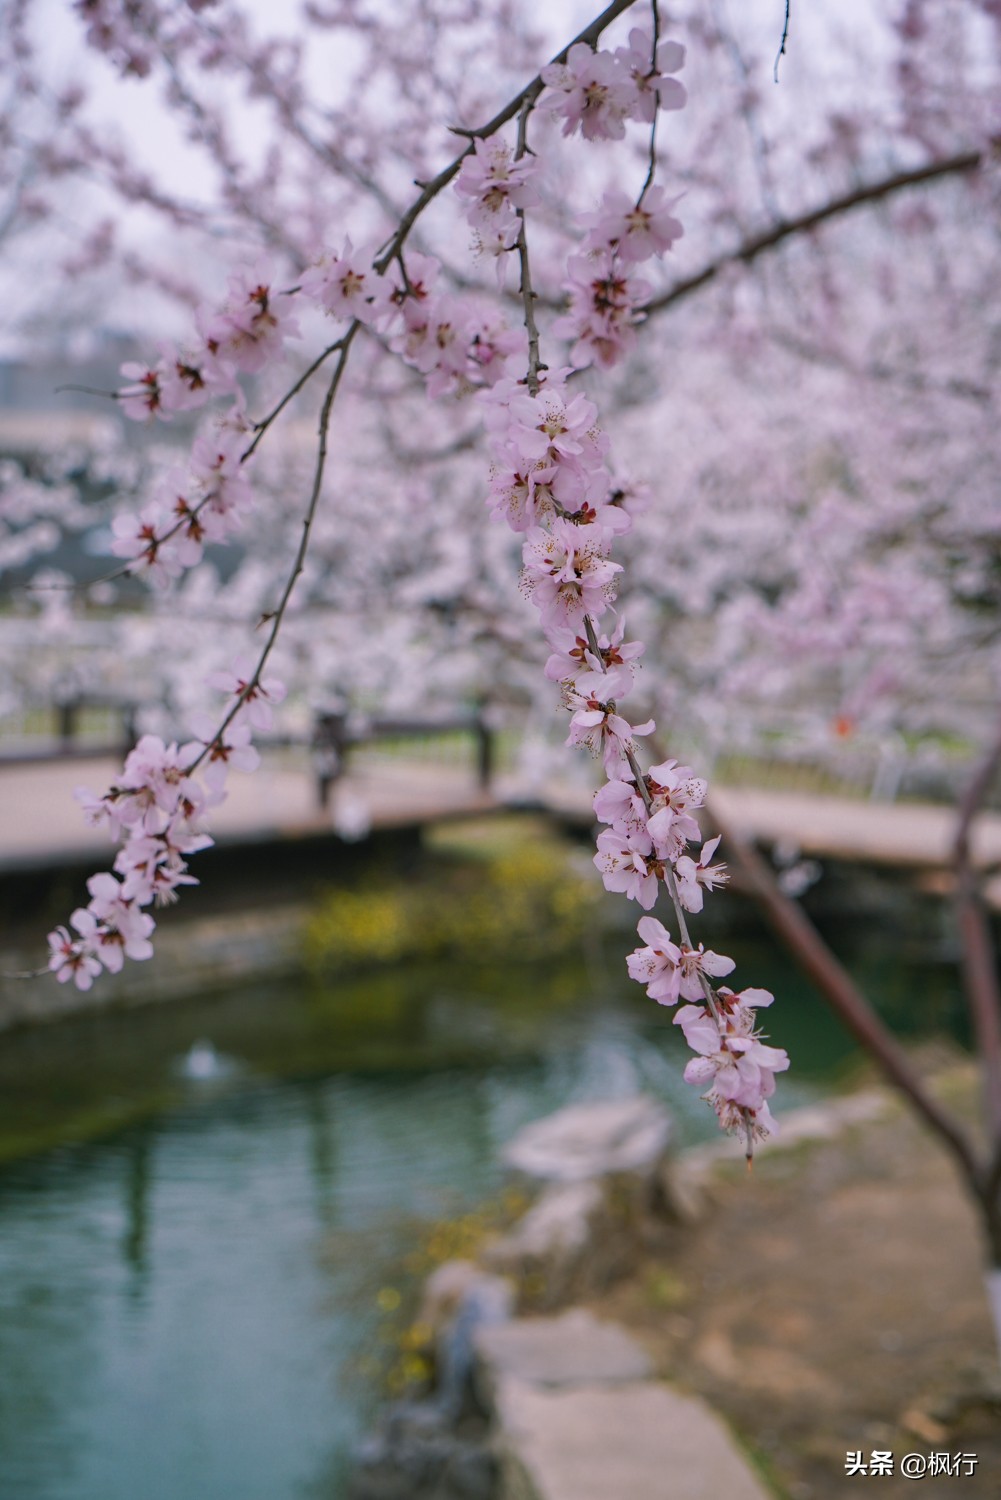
[189,323,359,772]
[242,336,346,461]
[514,100,545,395]
[954,716,1001,1140]
[638,0,660,202]
[643,147,984,319]
[707,793,983,1188]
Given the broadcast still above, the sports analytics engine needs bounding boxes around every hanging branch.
[774,1,791,84]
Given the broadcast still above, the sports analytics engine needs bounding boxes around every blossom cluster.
[555,184,683,368]
[46,17,787,1151]
[539,27,686,141]
[48,659,284,990]
[469,29,787,1152]
[455,138,540,275]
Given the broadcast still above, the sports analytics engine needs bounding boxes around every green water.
[0,918,966,1500]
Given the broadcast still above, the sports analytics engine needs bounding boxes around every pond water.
[0,908,966,1500]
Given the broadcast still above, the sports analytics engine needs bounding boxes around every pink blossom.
[540,43,632,142]
[581,186,684,262]
[593,827,661,909]
[592,776,649,842]
[614,29,687,123]
[565,690,631,752]
[115,830,210,906]
[189,715,260,791]
[391,293,478,397]
[504,386,608,471]
[566,688,653,775]
[47,922,102,990]
[548,618,643,685]
[674,836,729,913]
[677,994,789,1121]
[455,137,538,237]
[675,942,736,1001]
[466,311,524,384]
[626,915,683,1003]
[300,241,388,324]
[119,735,204,826]
[80,874,156,969]
[521,519,621,631]
[119,361,164,422]
[110,502,181,587]
[156,339,230,412]
[200,262,300,374]
[644,760,708,851]
[206,654,287,731]
[554,251,651,370]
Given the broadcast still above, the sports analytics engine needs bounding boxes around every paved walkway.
[0,754,499,872]
[2,754,999,892]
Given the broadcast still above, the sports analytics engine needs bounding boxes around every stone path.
[475,1310,771,1500]
[3,752,1000,903]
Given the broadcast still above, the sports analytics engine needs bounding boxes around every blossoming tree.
[3,0,1001,1339]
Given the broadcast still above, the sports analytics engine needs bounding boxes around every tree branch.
[774,0,791,84]
[954,715,1001,1140]
[707,793,983,1188]
[374,0,642,273]
[643,147,985,319]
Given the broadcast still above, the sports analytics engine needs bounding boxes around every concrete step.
[475,1312,772,1500]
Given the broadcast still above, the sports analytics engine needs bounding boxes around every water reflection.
[0,920,965,1500]
[121,1130,153,1294]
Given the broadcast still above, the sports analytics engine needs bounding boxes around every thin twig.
[638,0,661,202]
[242,336,345,461]
[774,0,791,83]
[374,0,642,274]
[188,323,360,772]
[514,99,545,395]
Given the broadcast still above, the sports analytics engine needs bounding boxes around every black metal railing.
[311,711,494,808]
[0,696,496,808]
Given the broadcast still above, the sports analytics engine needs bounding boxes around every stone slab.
[501,1095,672,1182]
[475,1310,652,1391]
[482,1181,603,1269]
[495,1378,772,1500]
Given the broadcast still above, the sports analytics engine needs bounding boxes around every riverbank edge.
[351,1087,895,1500]
[0,901,306,1031]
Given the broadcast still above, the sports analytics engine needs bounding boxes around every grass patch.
[304,821,600,976]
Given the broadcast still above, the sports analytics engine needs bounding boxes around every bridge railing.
[310,711,494,808]
[0,695,140,765]
[0,696,497,807]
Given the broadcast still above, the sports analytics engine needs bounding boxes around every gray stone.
[475,1310,652,1396]
[480,1182,605,1303]
[484,1182,601,1264]
[501,1096,672,1183]
[494,1378,772,1500]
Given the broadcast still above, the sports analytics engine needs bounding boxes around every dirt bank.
[590,1076,1001,1498]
